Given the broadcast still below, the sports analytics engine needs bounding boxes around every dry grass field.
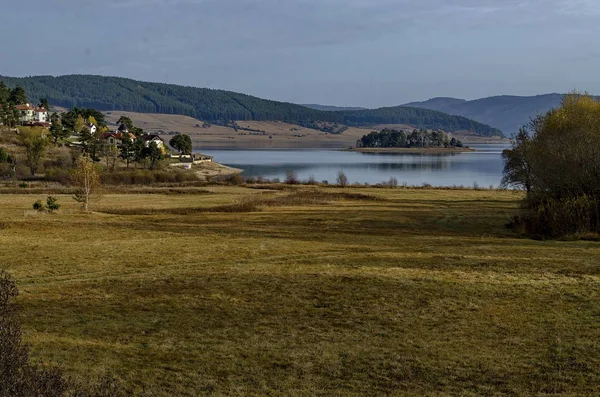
[103,112,366,149]
[1,186,599,396]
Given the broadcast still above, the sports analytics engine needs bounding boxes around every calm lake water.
[200,144,510,187]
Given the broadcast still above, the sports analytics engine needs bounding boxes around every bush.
[46,196,60,213]
[99,169,199,186]
[33,200,45,211]
[44,167,71,185]
[511,194,600,238]
[284,170,299,185]
[224,173,244,185]
[336,171,348,187]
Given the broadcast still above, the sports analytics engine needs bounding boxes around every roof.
[102,132,118,139]
[142,134,164,142]
[16,104,35,111]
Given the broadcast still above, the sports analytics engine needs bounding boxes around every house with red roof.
[16,104,49,125]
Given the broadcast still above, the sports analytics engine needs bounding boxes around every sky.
[1,0,599,108]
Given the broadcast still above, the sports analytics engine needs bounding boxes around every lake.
[200,144,510,187]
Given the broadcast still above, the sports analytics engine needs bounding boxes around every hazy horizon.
[2,0,598,108]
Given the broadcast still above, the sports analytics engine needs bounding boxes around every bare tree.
[72,157,101,212]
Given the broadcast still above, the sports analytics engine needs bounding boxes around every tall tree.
[169,134,193,155]
[503,93,600,237]
[501,127,535,193]
[0,82,9,102]
[17,127,49,175]
[144,142,163,169]
[117,116,133,131]
[71,157,101,212]
[49,120,69,145]
[74,115,86,135]
[119,133,135,168]
[8,86,27,105]
[38,98,49,110]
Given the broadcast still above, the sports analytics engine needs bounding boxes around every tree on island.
[169,134,193,155]
[357,129,463,149]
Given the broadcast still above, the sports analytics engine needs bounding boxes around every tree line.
[0,75,502,136]
[357,129,464,148]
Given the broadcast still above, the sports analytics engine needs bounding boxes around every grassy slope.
[103,111,363,149]
[1,187,599,396]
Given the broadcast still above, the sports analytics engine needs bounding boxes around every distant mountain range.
[0,75,502,136]
[402,94,566,135]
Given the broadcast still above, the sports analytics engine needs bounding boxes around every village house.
[141,134,165,149]
[16,104,49,125]
[101,131,136,146]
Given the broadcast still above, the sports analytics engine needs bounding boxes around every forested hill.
[0,75,501,136]
[403,94,566,135]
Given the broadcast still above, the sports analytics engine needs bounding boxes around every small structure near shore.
[169,154,214,169]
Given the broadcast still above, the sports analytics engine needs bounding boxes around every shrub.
[46,196,60,213]
[284,170,299,185]
[336,171,348,187]
[224,173,244,185]
[32,200,45,211]
[19,182,29,189]
[307,174,317,185]
[511,194,600,238]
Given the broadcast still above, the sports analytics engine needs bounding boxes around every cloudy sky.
[1,0,598,107]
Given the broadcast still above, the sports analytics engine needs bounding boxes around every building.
[141,134,165,149]
[101,131,136,146]
[15,104,49,124]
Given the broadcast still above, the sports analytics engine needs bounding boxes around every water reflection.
[200,144,510,187]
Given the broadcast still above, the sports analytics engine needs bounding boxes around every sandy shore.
[193,162,243,181]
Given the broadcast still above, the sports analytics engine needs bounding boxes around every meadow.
[1,186,599,396]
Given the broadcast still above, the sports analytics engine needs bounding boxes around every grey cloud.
[1,0,599,107]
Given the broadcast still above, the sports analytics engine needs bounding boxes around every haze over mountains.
[402,94,565,135]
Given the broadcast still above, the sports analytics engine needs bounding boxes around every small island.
[345,128,475,153]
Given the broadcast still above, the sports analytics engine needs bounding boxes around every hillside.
[404,94,565,135]
[0,75,502,136]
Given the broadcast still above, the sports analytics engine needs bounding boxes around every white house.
[35,108,49,123]
[15,104,49,125]
[141,134,165,149]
